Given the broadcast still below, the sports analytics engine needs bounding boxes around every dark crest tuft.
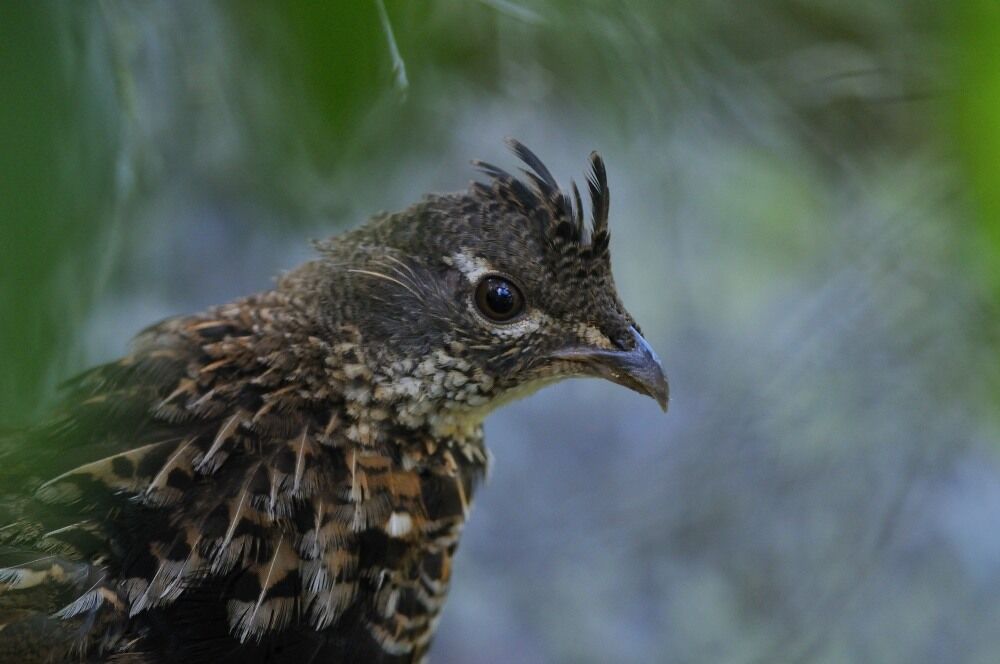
[471,139,610,251]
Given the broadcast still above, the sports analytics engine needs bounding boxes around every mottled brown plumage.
[0,140,667,663]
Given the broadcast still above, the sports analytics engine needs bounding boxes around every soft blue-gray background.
[2,2,999,663]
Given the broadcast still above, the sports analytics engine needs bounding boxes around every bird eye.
[474,276,525,322]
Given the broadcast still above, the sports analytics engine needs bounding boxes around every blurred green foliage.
[950,0,1000,291]
[0,3,124,425]
[947,0,1000,436]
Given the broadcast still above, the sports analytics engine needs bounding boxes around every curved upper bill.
[551,326,669,412]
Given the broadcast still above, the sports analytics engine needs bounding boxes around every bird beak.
[551,326,669,412]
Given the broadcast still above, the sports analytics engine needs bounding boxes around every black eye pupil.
[487,283,513,312]
[475,276,524,322]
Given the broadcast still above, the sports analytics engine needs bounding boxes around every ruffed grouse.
[0,140,667,663]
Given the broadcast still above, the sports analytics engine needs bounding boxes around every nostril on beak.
[603,325,635,352]
[592,320,635,352]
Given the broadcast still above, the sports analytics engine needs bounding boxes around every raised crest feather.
[472,139,611,249]
[587,150,610,237]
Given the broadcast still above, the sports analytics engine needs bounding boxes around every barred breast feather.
[0,290,486,663]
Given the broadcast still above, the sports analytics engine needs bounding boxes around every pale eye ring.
[474,275,525,322]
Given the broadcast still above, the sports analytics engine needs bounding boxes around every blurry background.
[2,1,999,662]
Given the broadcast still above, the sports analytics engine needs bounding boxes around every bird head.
[308,139,667,433]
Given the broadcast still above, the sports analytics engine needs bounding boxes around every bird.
[0,139,667,663]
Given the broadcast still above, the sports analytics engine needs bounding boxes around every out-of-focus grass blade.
[949,0,1000,294]
[0,3,122,426]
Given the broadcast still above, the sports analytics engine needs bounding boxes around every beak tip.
[649,373,669,413]
[631,328,669,414]
[550,325,670,415]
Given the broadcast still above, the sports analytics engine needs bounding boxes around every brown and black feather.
[0,141,655,663]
